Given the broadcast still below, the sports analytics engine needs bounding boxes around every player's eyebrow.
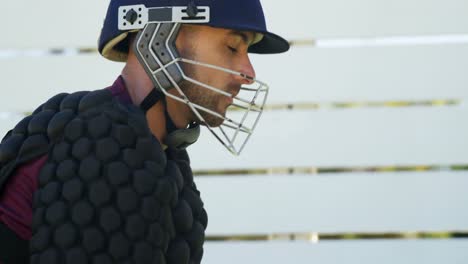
[228,30,254,46]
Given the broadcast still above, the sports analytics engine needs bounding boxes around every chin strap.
[140,89,200,150]
[140,88,164,114]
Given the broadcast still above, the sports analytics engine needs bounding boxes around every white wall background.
[1,0,467,263]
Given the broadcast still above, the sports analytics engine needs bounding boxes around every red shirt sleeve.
[0,155,48,240]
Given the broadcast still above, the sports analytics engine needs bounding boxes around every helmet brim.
[248,31,290,54]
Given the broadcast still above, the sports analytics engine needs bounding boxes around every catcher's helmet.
[99,0,289,62]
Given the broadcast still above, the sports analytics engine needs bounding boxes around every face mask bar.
[170,58,269,155]
[134,20,269,155]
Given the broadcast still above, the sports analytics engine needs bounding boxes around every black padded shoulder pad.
[0,89,114,193]
[30,98,207,263]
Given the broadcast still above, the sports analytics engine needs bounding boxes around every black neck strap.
[140,88,164,113]
[140,88,200,149]
[140,88,178,134]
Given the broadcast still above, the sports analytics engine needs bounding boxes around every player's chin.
[202,115,225,128]
[200,108,226,127]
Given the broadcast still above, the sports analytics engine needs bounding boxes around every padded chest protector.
[0,90,207,264]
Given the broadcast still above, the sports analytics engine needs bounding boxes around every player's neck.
[121,56,193,145]
[121,54,153,106]
[121,59,167,144]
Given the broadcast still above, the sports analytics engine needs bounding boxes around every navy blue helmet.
[99,0,290,62]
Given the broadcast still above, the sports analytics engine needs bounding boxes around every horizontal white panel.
[197,171,468,234]
[204,240,468,264]
[253,45,468,102]
[2,1,109,49]
[264,0,468,39]
[2,45,467,112]
[0,54,122,112]
[1,106,466,168]
[190,107,468,169]
[4,1,468,48]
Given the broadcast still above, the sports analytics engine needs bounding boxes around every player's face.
[175,25,257,127]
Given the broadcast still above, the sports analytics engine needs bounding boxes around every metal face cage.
[123,5,269,155]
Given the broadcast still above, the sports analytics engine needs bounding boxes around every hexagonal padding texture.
[30,97,207,263]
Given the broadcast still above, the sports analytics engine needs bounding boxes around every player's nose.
[234,55,256,85]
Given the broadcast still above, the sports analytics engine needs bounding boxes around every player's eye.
[227,46,238,53]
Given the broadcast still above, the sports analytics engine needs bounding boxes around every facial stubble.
[177,46,227,127]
